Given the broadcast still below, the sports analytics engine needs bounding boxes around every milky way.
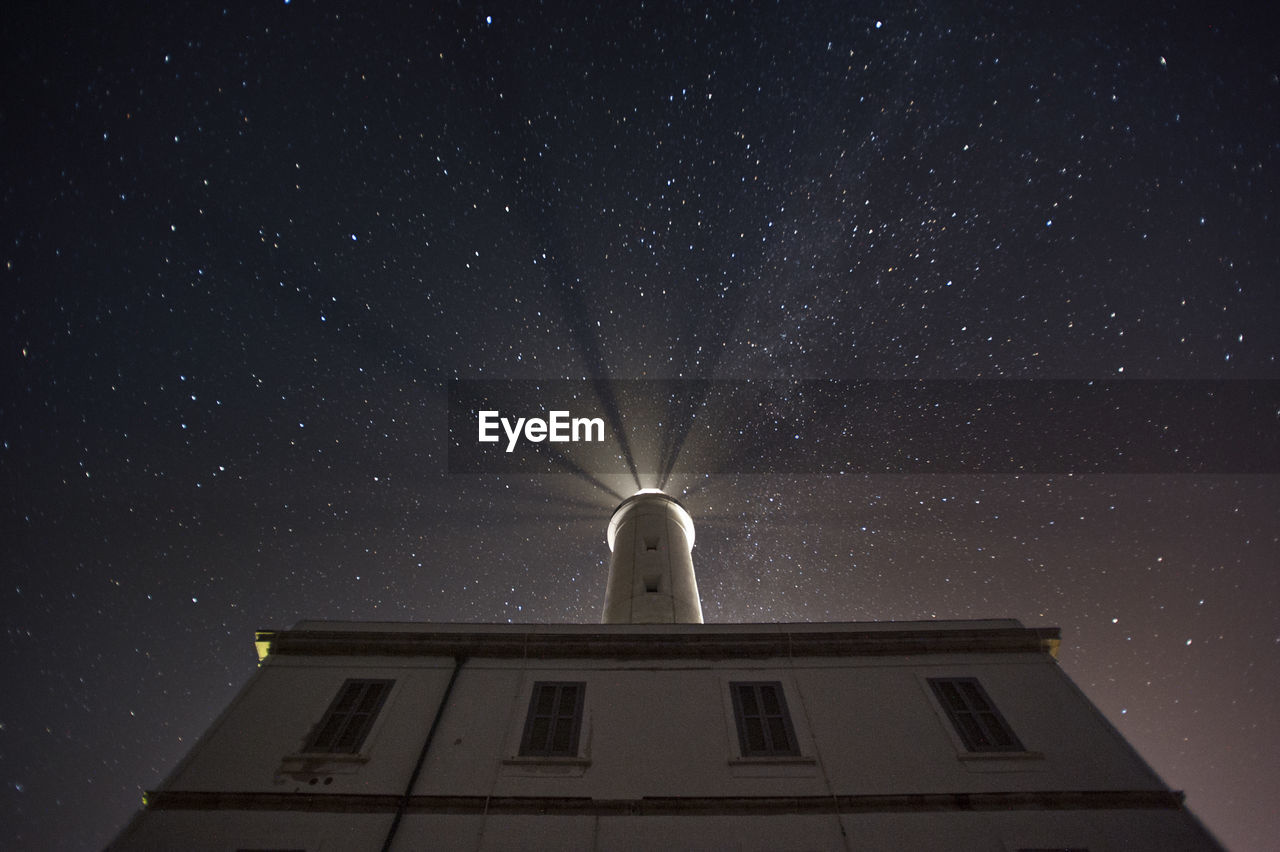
[2,4,1277,849]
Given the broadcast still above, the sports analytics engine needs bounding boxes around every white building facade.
[112,492,1222,850]
[111,619,1221,851]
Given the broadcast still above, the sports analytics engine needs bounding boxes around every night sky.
[3,2,1278,849]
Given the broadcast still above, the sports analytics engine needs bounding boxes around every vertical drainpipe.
[380,655,466,852]
[787,631,851,852]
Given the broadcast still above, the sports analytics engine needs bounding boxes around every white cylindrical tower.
[602,489,703,624]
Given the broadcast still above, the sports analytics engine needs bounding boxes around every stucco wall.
[111,623,1220,851]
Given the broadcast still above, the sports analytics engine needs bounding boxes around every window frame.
[518,681,586,758]
[928,676,1025,753]
[729,680,801,758]
[302,678,394,755]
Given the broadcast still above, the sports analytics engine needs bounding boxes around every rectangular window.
[730,681,799,757]
[929,677,1024,752]
[520,682,585,757]
[304,679,393,754]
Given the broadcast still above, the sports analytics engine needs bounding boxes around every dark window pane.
[929,678,1023,753]
[551,721,572,753]
[767,717,790,751]
[520,682,585,757]
[529,717,550,750]
[355,687,382,714]
[937,681,964,712]
[332,687,359,713]
[304,679,393,754]
[958,715,988,748]
[960,681,993,713]
[335,725,360,751]
[760,685,781,715]
[732,682,799,757]
[745,717,767,752]
[311,716,343,750]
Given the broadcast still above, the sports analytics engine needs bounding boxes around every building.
[111,491,1222,850]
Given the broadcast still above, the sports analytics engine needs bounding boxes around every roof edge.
[255,623,1061,662]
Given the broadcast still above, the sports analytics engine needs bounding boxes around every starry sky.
[2,2,1277,849]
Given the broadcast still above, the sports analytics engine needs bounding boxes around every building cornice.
[255,624,1061,662]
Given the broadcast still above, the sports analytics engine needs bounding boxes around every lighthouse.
[602,489,702,624]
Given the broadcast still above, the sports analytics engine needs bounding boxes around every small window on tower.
[644,535,659,551]
[929,677,1024,752]
[520,682,585,757]
[304,679,393,754]
[730,681,800,757]
[644,574,660,593]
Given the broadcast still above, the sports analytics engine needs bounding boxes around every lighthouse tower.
[602,489,702,624]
